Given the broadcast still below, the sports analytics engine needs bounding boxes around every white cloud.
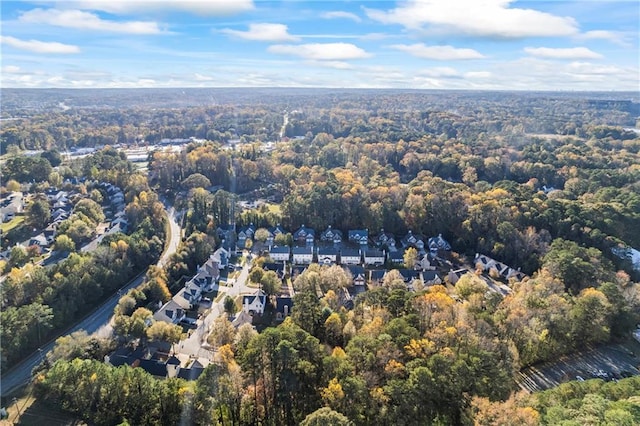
[577,30,630,46]
[464,71,492,79]
[0,35,81,54]
[418,67,460,77]
[39,0,254,16]
[365,0,578,38]
[2,65,22,73]
[321,11,362,23]
[19,8,163,34]
[524,47,602,60]
[306,60,354,70]
[391,43,485,60]
[221,23,299,42]
[268,43,371,60]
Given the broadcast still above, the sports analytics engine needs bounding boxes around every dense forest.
[2,89,639,424]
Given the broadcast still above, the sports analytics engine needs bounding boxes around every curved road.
[0,202,182,397]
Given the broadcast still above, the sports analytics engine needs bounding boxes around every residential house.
[474,253,526,281]
[348,229,369,245]
[293,225,315,246]
[191,255,221,291]
[447,268,469,285]
[275,297,293,320]
[428,234,452,254]
[292,246,314,264]
[43,223,58,245]
[263,262,287,280]
[340,247,362,265]
[317,246,338,265]
[175,281,202,310]
[368,270,386,286]
[51,208,69,223]
[364,248,385,266]
[28,234,49,251]
[398,269,422,285]
[153,299,187,324]
[320,225,343,244]
[237,223,256,252]
[419,253,437,271]
[216,224,237,252]
[111,217,129,233]
[345,265,366,287]
[266,223,286,246]
[0,192,23,222]
[402,231,425,252]
[231,310,254,328]
[243,290,267,315]
[422,271,442,286]
[210,246,230,269]
[388,248,406,265]
[374,229,396,250]
[269,246,291,262]
[291,265,307,281]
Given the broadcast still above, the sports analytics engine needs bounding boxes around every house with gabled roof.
[269,245,291,262]
[210,246,230,269]
[266,223,286,246]
[275,297,293,321]
[263,262,287,280]
[428,234,451,254]
[474,253,526,282]
[348,229,369,245]
[374,229,396,250]
[216,224,236,252]
[422,271,442,286]
[447,268,469,285]
[320,225,343,244]
[153,299,187,324]
[368,270,386,286]
[402,231,425,252]
[175,281,202,310]
[364,248,385,266]
[237,223,256,252]
[388,248,406,265]
[340,247,362,265]
[291,265,307,281]
[345,265,366,287]
[293,225,315,246]
[419,253,437,271]
[292,246,314,264]
[243,289,267,315]
[317,246,339,265]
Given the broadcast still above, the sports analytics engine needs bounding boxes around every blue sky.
[1,0,638,90]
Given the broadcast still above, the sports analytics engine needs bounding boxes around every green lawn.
[0,215,25,234]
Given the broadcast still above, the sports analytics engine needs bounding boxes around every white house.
[340,247,362,265]
[292,246,313,264]
[317,246,338,265]
[364,249,385,266]
[269,246,291,262]
[153,299,187,324]
[243,290,266,315]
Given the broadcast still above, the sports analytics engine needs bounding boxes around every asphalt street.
[1,203,181,397]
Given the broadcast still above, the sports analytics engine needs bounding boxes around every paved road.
[1,203,182,397]
[177,255,254,358]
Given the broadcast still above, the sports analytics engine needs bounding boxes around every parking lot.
[517,342,640,392]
